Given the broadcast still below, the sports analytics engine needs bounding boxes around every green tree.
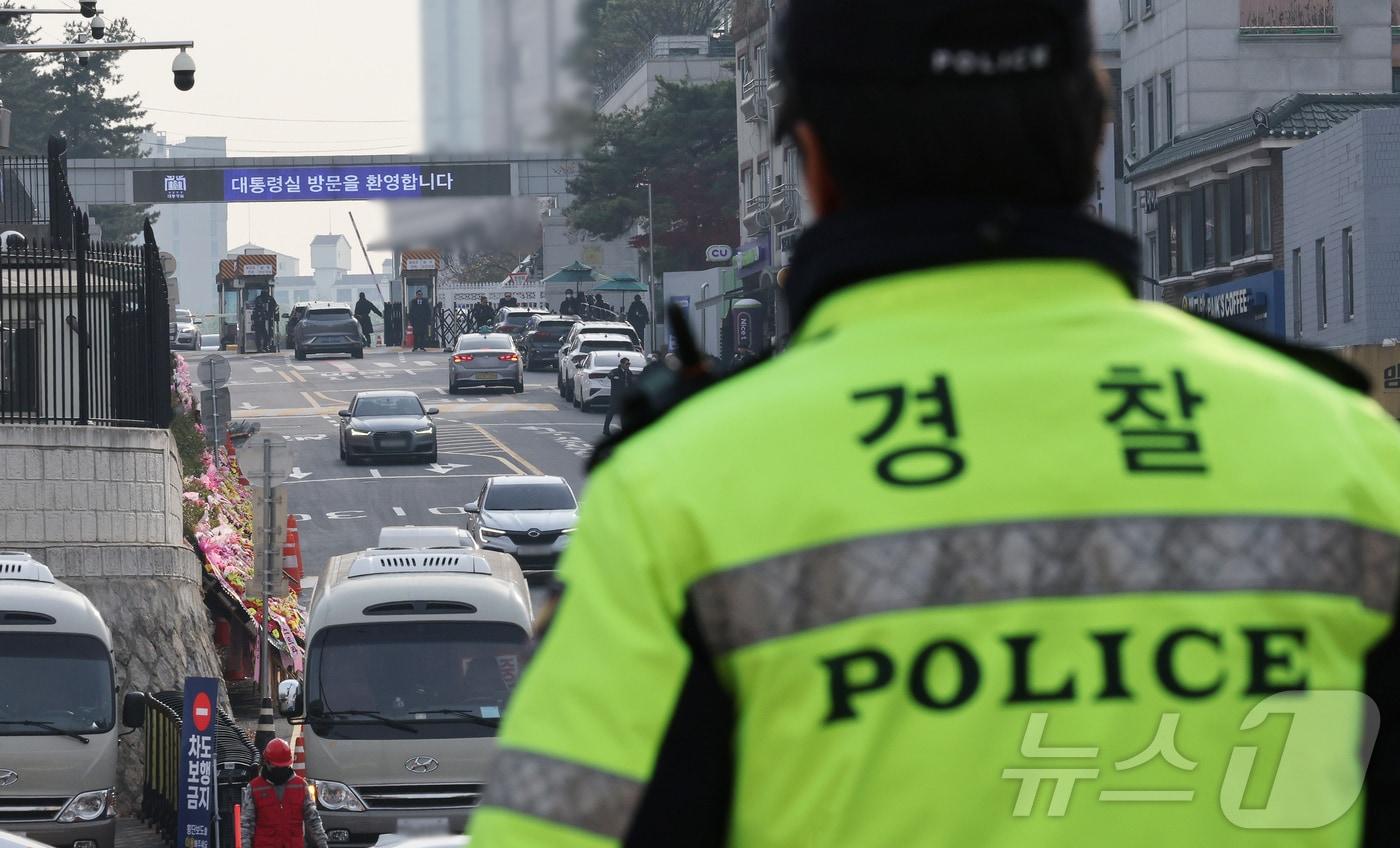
[576,0,732,90]
[0,5,156,243]
[567,79,738,272]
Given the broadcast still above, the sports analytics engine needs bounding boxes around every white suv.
[558,335,641,402]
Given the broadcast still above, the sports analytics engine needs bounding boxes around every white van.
[279,533,532,846]
[0,553,140,848]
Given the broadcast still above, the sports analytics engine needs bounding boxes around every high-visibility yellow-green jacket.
[470,213,1400,847]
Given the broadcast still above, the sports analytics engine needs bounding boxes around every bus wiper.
[413,709,500,728]
[0,719,91,744]
[313,709,419,733]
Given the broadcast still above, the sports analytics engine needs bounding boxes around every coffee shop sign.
[1181,288,1263,321]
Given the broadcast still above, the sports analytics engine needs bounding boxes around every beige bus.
[278,532,532,846]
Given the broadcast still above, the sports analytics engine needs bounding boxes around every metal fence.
[0,146,172,427]
[136,691,256,848]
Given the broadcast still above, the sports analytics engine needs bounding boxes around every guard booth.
[215,260,239,350]
[399,249,440,349]
[234,255,278,354]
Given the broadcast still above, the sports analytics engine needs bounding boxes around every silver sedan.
[448,333,525,394]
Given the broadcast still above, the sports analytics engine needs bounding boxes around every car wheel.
[294,347,306,361]
[447,382,459,395]
[351,347,364,359]
[339,438,346,460]
[428,450,438,464]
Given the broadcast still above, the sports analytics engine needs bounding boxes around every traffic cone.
[282,536,299,594]
[292,733,306,776]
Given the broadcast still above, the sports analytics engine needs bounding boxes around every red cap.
[263,738,293,767]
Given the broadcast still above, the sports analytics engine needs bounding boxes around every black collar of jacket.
[785,201,1141,333]
[784,201,1370,394]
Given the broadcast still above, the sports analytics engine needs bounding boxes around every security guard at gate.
[470,1,1400,845]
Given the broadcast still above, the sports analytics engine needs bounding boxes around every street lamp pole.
[0,39,193,53]
[638,181,656,351]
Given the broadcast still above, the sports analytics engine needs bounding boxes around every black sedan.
[338,390,439,464]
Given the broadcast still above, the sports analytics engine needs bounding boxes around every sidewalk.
[114,818,167,848]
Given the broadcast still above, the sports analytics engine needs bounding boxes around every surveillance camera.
[79,0,97,18]
[90,14,105,40]
[1,231,27,251]
[171,49,195,91]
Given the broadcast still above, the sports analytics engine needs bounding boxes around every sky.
[33,0,426,273]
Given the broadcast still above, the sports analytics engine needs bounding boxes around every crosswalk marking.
[252,366,273,373]
[375,362,398,369]
[415,360,436,367]
[293,365,314,372]
[329,361,359,373]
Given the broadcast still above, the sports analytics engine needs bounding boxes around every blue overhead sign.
[134,163,513,203]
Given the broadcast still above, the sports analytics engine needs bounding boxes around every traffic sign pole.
[197,354,231,467]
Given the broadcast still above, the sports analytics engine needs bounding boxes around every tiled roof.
[1126,92,1400,182]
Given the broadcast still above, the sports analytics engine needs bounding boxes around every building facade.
[141,133,229,319]
[1117,0,1397,324]
[1284,108,1400,347]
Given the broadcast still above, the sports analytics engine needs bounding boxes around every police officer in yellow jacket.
[471,1,1400,845]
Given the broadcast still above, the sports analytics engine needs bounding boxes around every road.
[185,346,605,578]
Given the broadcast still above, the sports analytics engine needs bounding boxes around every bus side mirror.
[122,692,146,729]
[278,679,304,718]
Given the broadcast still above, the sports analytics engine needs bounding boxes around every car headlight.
[414,426,434,435]
[58,788,114,822]
[313,780,367,813]
[349,428,372,437]
[480,527,507,537]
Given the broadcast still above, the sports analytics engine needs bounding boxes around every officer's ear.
[793,121,840,219]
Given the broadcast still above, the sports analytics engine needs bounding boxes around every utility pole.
[638,181,656,351]
[242,435,287,752]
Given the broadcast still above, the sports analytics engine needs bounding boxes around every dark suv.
[291,303,364,360]
[519,315,577,371]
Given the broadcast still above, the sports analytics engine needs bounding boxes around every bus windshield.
[0,633,115,735]
[306,620,529,739]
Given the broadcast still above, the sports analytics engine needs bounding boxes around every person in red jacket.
[240,738,328,848]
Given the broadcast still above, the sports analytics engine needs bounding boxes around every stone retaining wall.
[0,425,224,809]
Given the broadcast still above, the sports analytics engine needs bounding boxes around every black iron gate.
[0,141,171,427]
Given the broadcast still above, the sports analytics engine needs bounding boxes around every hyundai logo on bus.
[405,756,440,774]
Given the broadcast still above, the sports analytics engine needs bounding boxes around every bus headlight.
[314,781,367,812]
[58,788,114,822]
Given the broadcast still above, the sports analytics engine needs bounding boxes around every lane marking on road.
[469,423,543,475]
[375,362,398,369]
[293,365,314,372]
[329,361,359,373]
[300,391,326,409]
[393,507,406,517]
[370,469,382,478]
[281,472,494,485]
[415,360,436,367]
[253,366,273,373]
[279,371,297,384]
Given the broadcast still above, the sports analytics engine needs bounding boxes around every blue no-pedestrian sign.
[178,677,220,848]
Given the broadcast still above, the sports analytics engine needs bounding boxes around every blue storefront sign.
[178,677,220,848]
[1179,270,1285,337]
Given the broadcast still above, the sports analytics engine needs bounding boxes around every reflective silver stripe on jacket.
[484,748,645,839]
[691,516,1400,655]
